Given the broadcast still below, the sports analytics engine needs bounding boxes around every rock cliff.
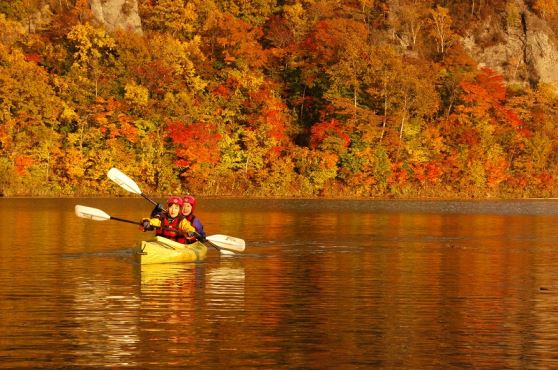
[89,0,142,34]
[462,0,558,88]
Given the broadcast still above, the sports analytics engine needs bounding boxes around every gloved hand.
[150,203,165,218]
[185,231,198,243]
[142,218,154,232]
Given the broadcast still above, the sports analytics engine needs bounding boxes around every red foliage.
[167,120,222,171]
[310,119,350,149]
[459,67,526,131]
[212,84,231,98]
[476,67,506,101]
[24,54,41,63]
[133,60,174,95]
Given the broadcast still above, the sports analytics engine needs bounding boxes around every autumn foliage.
[1,1,558,198]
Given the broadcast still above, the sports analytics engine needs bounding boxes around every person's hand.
[142,218,153,231]
[150,203,165,218]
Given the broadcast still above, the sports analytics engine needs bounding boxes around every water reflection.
[2,198,558,368]
[206,260,245,308]
[69,277,140,367]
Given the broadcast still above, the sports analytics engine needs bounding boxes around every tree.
[428,5,455,59]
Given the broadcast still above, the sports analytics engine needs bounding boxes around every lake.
[1,197,558,368]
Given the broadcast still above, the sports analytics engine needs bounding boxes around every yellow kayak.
[136,236,208,264]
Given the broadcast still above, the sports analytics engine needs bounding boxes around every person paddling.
[141,196,196,243]
[182,195,206,242]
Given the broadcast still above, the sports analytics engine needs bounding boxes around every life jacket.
[155,214,186,243]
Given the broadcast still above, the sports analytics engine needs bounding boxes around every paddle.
[107,167,246,253]
[74,205,245,254]
[107,167,160,208]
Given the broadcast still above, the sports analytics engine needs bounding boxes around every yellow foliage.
[66,23,116,69]
[124,82,149,107]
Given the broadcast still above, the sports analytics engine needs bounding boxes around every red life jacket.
[155,214,186,243]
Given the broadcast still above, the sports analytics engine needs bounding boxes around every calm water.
[1,198,558,368]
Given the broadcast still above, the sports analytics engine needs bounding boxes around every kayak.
[136,236,208,264]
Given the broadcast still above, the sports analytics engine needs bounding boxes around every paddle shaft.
[110,216,141,225]
[141,193,161,208]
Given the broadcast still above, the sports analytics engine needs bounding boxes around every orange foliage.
[413,162,443,184]
[167,120,222,172]
[460,68,525,130]
[304,18,368,64]
[117,113,139,143]
[247,85,290,144]
[15,155,34,175]
[24,54,41,63]
[214,14,268,68]
[389,162,408,186]
[486,158,508,187]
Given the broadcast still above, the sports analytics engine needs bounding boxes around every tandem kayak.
[136,236,208,264]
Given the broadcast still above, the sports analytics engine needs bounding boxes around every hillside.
[1,0,558,198]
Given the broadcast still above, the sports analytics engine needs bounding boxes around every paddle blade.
[107,167,142,195]
[206,234,246,252]
[75,205,111,221]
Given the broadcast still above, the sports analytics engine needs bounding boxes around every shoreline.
[1,194,556,201]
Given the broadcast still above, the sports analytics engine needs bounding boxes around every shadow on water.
[62,247,136,260]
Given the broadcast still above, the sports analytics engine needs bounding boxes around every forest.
[2,0,558,198]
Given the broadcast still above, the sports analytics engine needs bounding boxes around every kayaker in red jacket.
[141,196,196,243]
[182,195,206,242]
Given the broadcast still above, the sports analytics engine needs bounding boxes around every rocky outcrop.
[462,1,558,88]
[89,0,142,34]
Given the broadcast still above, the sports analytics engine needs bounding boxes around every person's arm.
[179,218,196,233]
[193,218,206,238]
[179,218,198,243]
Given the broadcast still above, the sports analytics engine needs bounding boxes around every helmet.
[167,196,184,207]
[183,195,196,212]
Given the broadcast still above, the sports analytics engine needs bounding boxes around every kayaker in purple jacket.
[182,195,206,242]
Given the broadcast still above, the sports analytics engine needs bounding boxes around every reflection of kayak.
[140,263,197,287]
[136,236,207,264]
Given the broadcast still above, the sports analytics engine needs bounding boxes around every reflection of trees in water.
[70,279,140,367]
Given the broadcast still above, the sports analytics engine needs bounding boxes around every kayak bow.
[136,236,208,264]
